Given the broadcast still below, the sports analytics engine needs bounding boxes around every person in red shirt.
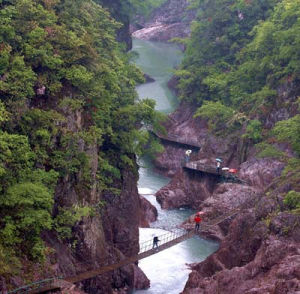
[194,214,202,231]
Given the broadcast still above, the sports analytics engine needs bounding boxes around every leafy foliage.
[272,114,300,156]
[256,142,286,159]
[284,190,300,210]
[54,205,94,240]
[243,120,262,143]
[194,101,236,132]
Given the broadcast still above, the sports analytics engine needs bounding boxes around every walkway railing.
[184,161,248,185]
[152,131,201,149]
[7,278,63,294]
[7,229,194,294]
[139,228,189,253]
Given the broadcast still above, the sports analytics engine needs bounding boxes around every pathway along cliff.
[132,38,218,294]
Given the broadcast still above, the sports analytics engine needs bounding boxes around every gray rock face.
[181,183,261,241]
[132,0,197,42]
[239,158,285,189]
[156,169,215,209]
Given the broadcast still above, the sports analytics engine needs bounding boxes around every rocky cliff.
[1,103,149,294]
[182,197,300,294]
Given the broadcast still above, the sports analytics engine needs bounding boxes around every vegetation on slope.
[177,0,299,156]
[0,0,162,273]
[176,0,300,209]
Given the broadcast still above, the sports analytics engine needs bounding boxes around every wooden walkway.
[184,161,248,185]
[152,131,201,150]
[9,207,244,294]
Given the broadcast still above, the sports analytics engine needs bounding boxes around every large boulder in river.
[156,169,215,209]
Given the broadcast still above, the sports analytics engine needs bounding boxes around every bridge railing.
[7,277,62,294]
[139,228,187,253]
[184,162,248,185]
[185,162,220,174]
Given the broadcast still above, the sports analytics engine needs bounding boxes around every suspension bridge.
[8,207,242,294]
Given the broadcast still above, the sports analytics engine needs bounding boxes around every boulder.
[132,0,196,42]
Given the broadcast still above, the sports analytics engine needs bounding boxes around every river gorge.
[132,38,219,294]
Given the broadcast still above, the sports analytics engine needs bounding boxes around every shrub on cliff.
[272,114,300,156]
[284,190,300,210]
[0,128,58,260]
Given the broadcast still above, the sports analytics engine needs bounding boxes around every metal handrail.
[8,229,189,294]
[184,161,248,185]
[139,228,187,253]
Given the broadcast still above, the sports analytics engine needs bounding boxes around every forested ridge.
[0,0,162,278]
[176,0,300,201]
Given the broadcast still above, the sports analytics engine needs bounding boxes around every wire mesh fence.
[139,228,188,253]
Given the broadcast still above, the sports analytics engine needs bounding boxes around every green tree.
[243,119,262,143]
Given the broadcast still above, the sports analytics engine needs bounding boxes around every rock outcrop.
[139,196,158,227]
[239,158,285,189]
[132,0,196,42]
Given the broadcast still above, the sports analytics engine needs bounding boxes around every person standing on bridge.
[216,158,222,173]
[153,236,160,250]
[194,213,202,231]
[185,149,192,163]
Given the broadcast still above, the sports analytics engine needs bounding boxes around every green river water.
[132,38,218,294]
